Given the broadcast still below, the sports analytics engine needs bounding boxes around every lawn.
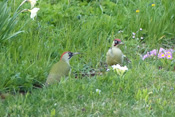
[0,0,175,116]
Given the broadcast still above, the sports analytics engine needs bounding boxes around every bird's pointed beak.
[73,52,81,56]
[119,42,124,45]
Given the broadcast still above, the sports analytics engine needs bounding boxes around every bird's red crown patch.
[114,39,121,42]
[60,51,69,60]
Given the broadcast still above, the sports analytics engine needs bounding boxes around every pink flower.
[158,53,165,58]
[150,49,157,56]
[142,52,150,60]
[142,55,148,60]
[166,54,173,59]
[165,49,173,59]
[142,48,174,60]
[159,48,165,54]
[165,49,173,54]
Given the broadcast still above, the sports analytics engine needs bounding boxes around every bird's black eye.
[68,52,73,59]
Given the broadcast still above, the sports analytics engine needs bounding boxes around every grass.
[0,0,175,116]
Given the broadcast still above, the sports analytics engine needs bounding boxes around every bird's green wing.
[46,60,70,85]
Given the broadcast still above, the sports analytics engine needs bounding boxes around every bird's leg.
[123,54,131,63]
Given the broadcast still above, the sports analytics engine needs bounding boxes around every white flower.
[132,36,135,38]
[29,8,40,20]
[102,102,105,106]
[106,69,110,71]
[112,64,128,76]
[111,64,120,69]
[119,66,128,71]
[112,64,128,71]
[132,32,136,35]
[28,0,38,8]
[118,30,123,33]
[140,28,142,31]
[140,37,144,39]
[96,89,101,94]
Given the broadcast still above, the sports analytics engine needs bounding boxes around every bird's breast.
[106,48,123,66]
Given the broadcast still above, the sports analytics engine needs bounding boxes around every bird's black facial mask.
[68,52,73,59]
[114,40,120,46]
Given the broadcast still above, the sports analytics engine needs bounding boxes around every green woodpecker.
[45,51,80,86]
[106,39,124,66]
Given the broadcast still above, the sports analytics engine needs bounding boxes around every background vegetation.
[0,0,175,116]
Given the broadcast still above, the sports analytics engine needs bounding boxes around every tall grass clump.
[0,0,23,43]
[0,0,41,92]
